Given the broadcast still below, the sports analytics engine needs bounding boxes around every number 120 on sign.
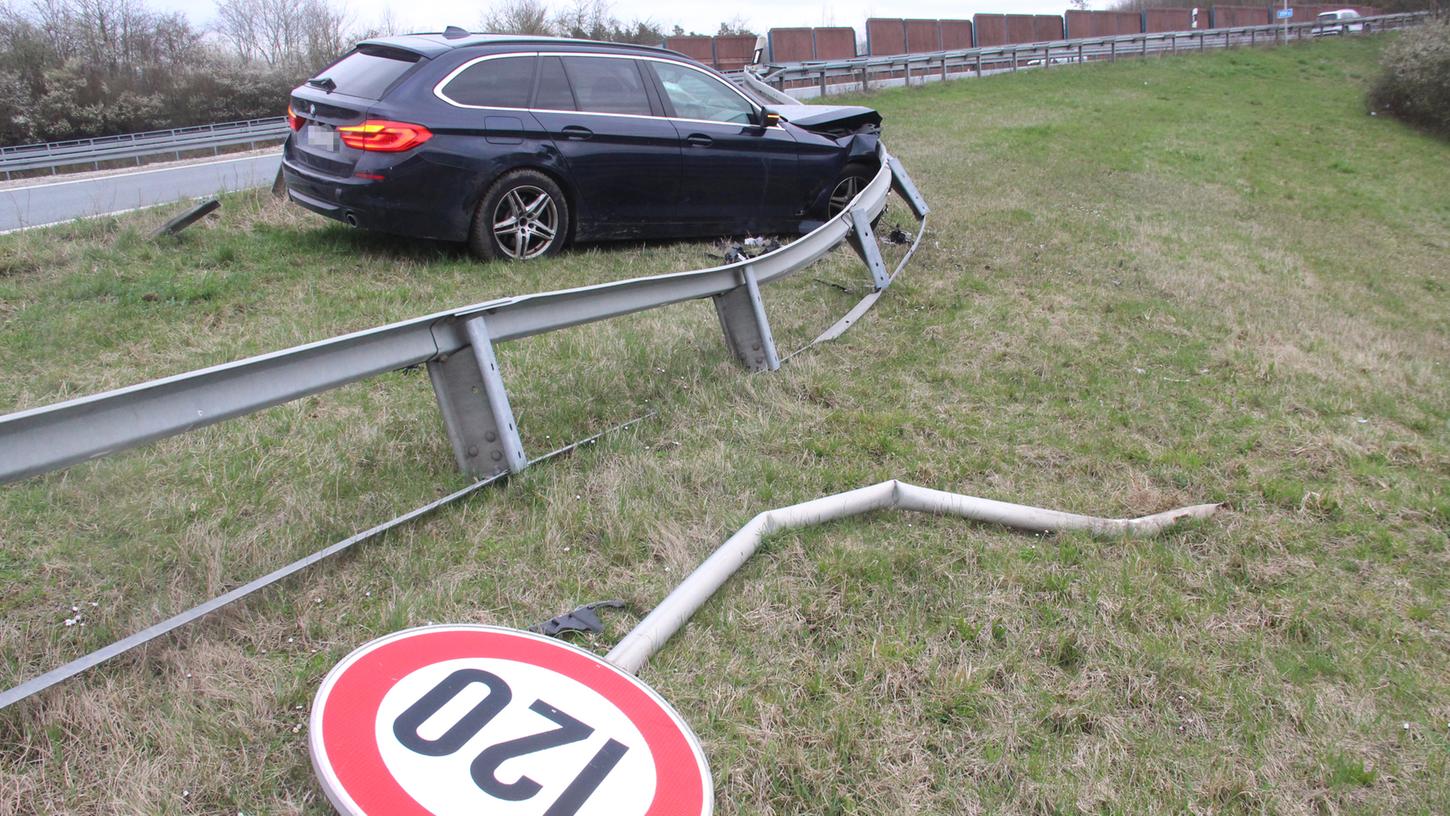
[309,625,712,816]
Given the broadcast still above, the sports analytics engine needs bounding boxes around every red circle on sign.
[309,625,711,816]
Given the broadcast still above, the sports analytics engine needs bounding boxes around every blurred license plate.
[306,124,337,151]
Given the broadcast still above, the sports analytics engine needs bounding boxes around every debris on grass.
[710,235,786,264]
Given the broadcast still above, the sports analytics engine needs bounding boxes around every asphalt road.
[0,153,282,234]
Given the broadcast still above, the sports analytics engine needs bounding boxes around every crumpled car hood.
[768,104,882,132]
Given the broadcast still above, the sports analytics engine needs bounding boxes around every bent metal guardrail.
[0,143,929,486]
[762,12,1431,97]
[0,117,289,179]
[606,481,1223,675]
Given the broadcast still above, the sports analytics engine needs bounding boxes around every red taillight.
[286,105,304,132]
[337,120,433,152]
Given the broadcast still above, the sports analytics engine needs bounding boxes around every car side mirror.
[761,111,782,128]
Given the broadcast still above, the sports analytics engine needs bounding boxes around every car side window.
[650,62,755,125]
[560,56,652,116]
[441,56,536,108]
[535,56,576,111]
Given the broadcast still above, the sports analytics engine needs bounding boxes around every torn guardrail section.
[0,143,926,486]
[605,481,1221,675]
[150,198,220,238]
[0,413,654,711]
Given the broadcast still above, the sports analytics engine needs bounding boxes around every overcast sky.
[144,0,1114,39]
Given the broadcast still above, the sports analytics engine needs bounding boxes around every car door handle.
[560,125,593,140]
[685,133,713,147]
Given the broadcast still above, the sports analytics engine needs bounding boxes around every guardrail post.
[974,53,983,78]
[712,265,780,372]
[819,69,827,97]
[940,57,948,82]
[847,209,890,291]
[887,153,930,221]
[427,316,528,477]
[1110,40,1117,62]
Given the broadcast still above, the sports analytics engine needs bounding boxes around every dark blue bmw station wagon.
[282,31,884,260]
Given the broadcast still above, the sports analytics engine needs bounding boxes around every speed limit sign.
[309,625,712,815]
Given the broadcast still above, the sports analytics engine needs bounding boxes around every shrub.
[1368,19,1450,137]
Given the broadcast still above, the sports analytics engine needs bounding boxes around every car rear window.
[561,57,651,116]
[440,55,537,108]
[311,45,421,100]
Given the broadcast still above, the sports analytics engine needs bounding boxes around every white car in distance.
[1314,9,1364,36]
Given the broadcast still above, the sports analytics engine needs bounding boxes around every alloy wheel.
[828,176,863,217]
[492,185,559,260]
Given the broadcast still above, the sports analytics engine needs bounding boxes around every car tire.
[469,170,570,261]
[826,162,876,218]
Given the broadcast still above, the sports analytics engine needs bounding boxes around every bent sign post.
[310,625,712,815]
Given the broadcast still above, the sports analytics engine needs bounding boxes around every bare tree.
[28,0,74,60]
[0,0,304,141]
[481,0,553,35]
[151,10,204,67]
[716,14,753,37]
[214,0,263,63]
[357,7,402,39]
[555,0,610,40]
[254,0,306,67]
[300,0,351,67]
[62,0,158,74]
[214,0,352,70]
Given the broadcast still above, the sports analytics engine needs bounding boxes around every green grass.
[2,34,1449,815]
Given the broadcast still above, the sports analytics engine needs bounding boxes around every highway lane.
[0,153,281,233]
